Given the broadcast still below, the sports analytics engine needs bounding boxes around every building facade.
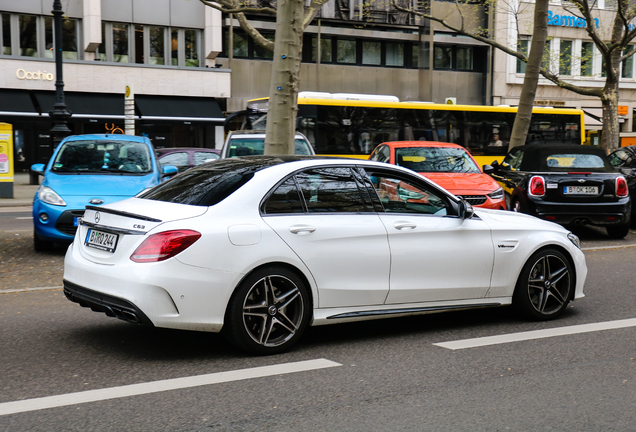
[491,0,636,145]
[1,0,229,171]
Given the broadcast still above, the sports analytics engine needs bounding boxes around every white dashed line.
[434,318,636,350]
[0,358,342,416]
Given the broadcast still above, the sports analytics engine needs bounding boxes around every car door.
[360,166,494,304]
[490,148,527,208]
[262,166,391,308]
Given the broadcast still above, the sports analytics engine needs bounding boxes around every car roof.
[381,141,466,150]
[512,144,613,171]
[63,134,150,143]
[156,147,220,154]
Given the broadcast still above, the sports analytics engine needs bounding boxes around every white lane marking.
[0,358,341,416]
[15,217,32,219]
[434,318,636,350]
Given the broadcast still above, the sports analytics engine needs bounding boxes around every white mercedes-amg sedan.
[64,156,587,355]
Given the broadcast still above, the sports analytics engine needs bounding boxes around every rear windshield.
[542,153,614,172]
[52,140,152,174]
[139,159,258,206]
[227,138,313,157]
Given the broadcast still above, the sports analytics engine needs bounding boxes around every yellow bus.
[227,92,586,165]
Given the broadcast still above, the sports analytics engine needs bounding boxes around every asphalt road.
[1,216,636,431]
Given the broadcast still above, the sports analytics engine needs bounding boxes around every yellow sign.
[0,123,14,199]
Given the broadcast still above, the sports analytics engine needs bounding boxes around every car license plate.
[564,186,598,195]
[85,228,119,253]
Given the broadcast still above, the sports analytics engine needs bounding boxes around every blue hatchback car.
[31,134,177,251]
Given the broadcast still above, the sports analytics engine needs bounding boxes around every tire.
[224,266,311,355]
[511,198,523,213]
[33,230,54,252]
[513,248,573,320]
[606,223,630,239]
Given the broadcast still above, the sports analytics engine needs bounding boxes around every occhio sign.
[16,69,54,81]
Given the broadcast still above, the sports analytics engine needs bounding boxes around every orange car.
[369,141,506,210]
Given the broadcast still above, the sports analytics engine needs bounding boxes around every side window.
[159,152,188,169]
[363,169,452,216]
[295,167,369,213]
[502,149,523,171]
[194,151,219,164]
[370,145,388,162]
[263,177,305,214]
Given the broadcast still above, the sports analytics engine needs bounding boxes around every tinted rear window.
[139,159,257,206]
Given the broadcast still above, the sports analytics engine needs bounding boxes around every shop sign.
[16,69,54,81]
[618,105,629,116]
[534,100,566,107]
[547,11,599,29]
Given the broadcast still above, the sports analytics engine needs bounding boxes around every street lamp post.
[48,0,72,146]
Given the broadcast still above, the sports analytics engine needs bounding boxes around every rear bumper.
[64,280,154,326]
[532,199,631,227]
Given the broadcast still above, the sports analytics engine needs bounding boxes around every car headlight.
[38,186,66,206]
[567,232,581,249]
[488,187,504,200]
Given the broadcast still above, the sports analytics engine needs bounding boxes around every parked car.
[608,145,636,217]
[63,156,586,355]
[156,147,220,173]
[489,143,631,238]
[369,141,506,210]
[221,130,315,158]
[31,134,177,251]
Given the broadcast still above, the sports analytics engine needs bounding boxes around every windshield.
[51,140,152,174]
[543,153,611,171]
[395,147,480,173]
[227,138,313,157]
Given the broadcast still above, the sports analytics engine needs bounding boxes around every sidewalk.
[0,172,39,209]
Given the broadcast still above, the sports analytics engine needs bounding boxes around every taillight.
[616,176,629,197]
[529,176,545,197]
[131,230,201,263]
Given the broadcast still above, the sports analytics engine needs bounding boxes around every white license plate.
[564,186,599,195]
[85,228,119,253]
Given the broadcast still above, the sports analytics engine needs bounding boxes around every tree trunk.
[264,0,305,155]
[508,0,549,150]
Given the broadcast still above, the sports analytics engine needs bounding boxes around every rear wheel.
[224,266,310,355]
[606,223,630,239]
[513,248,573,320]
[33,230,54,252]
[511,198,523,213]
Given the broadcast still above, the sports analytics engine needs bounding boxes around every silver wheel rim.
[527,254,571,315]
[242,275,305,347]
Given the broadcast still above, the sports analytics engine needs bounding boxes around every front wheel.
[224,266,310,355]
[513,248,573,320]
[606,223,630,239]
[33,230,54,252]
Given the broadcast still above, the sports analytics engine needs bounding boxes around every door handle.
[393,221,416,230]
[289,224,316,234]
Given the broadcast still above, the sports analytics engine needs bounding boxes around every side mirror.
[459,199,475,220]
[482,164,494,175]
[490,160,499,170]
[31,163,45,175]
[161,165,178,177]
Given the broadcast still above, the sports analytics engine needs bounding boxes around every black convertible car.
[489,143,631,238]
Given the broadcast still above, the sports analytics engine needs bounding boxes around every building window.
[113,23,129,62]
[44,17,78,60]
[434,45,452,69]
[337,39,357,64]
[581,41,594,76]
[559,40,572,75]
[19,15,38,57]
[231,30,249,58]
[386,42,404,67]
[184,29,200,66]
[456,46,472,70]
[622,45,634,79]
[362,41,381,65]
[412,44,420,68]
[1,13,10,55]
[311,36,332,63]
[135,24,144,63]
[149,26,165,65]
[171,29,178,65]
[517,39,529,73]
[253,33,274,60]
